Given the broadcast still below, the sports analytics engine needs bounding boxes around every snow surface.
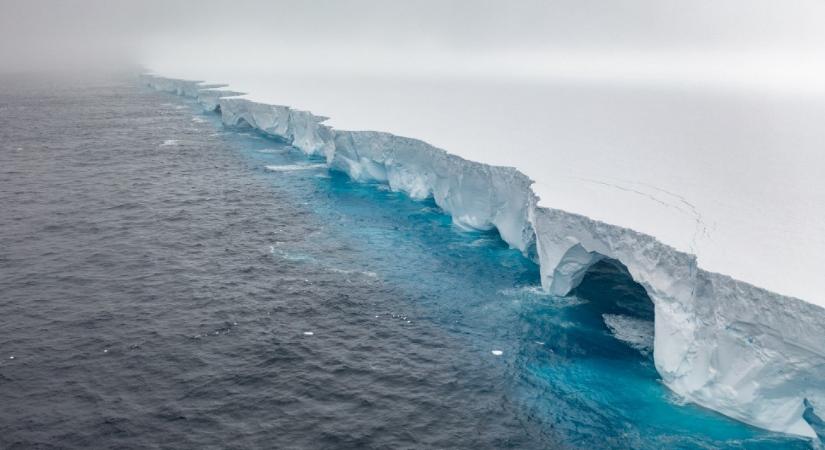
[142,74,825,439]
[143,72,824,306]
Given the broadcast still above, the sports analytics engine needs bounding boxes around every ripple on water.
[0,74,812,450]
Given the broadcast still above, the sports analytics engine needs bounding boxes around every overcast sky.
[2,0,825,91]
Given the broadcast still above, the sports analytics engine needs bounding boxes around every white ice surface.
[142,71,825,439]
[603,314,655,355]
[143,70,824,306]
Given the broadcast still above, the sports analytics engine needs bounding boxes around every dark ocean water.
[0,73,813,449]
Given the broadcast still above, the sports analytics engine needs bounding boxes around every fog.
[4,0,825,308]
[2,0,825,92]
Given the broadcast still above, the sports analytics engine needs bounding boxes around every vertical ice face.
[531,206,825,437]
[673,271,825,437]
[195,89,245,112]
[142,74,825,439]
[331,130,536,251]
[219,98,335,160]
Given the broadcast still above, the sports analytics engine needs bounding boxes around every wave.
[142,74,825,439]
[159,139,179,147]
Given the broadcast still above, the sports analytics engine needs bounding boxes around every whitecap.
[498,286,588,308]
[328,267,378,278]
[498,286,547,296]
[159,139,179,147]
[468,238,496,247]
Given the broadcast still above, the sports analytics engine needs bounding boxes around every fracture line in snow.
[572,176,711,254]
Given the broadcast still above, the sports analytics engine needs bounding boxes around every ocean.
[0,73,810,449]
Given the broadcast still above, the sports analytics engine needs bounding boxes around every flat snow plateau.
[143,69,825,439]
[147,71,824,306]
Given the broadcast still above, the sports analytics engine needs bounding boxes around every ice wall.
[142,74,825,439]
[140,76,243,112]
[219,98,335,160]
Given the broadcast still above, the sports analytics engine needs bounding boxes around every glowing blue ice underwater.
[182,95,816,449]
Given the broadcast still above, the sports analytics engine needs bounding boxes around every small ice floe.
[303,331,314,336]
[159,139,179,147]
[491,350,503,356]
[264,164,327,172]
[603,314,655,355]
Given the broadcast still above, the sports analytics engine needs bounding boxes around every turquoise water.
[201,98,812,448]
[0,74,813,448]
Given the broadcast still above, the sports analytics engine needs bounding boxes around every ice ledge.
[142,74,824,439]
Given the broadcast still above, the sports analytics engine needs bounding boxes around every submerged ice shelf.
[142,74,825,439]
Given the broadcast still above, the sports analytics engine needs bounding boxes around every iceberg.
[140,76,243,112]
[195,88,245,113]
[142,74,825,439]
[219,98,335,160]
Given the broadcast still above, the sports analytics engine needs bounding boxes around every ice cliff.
[142,74,825,439]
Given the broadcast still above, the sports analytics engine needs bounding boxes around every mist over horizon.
[2,0,825,93]
[3,1,825,447]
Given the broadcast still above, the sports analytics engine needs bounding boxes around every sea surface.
[0,73,814,449]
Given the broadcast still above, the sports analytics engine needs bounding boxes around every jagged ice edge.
[142,74,825,439]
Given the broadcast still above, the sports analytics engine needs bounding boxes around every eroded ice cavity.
[142,74,825,439]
